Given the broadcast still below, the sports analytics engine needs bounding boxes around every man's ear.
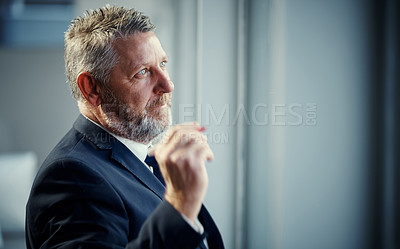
[77,72,102,106]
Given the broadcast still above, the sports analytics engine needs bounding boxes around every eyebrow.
[161,54,169,61]
[128,54,169,75]
[137,54,169,68]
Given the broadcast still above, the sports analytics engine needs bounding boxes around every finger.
[162,128,208,156]
[147,146,156,156]
[148,123,201,156]
[163,123,201,143]
[185,141,214,166]
[198,143,214,162]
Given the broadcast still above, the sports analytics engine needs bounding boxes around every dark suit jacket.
[25,115,224,249]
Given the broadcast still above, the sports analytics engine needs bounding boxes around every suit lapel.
[111,141,165,200]
[199,206,225,249]
[73,114,165,200]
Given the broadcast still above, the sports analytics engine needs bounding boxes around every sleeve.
[126,201,206,249]
[26,159,205,249]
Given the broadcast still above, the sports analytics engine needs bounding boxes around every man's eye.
[133,69,148,79]
[137,69,147,75]
[135,68,147,77]
[160,61,167,68]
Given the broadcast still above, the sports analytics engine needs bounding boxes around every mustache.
[147,94,171,109]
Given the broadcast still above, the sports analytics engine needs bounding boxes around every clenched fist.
[150,122,214,222]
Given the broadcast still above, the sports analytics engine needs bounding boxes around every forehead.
[113,32,166,65]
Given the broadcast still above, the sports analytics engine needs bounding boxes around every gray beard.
[101,91,171,144]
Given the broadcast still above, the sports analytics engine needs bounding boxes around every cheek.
[115,82,153,111]
[125,92,151,111]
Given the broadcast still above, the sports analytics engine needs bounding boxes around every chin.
[152,106,172,126]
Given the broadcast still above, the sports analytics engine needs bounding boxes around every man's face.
[100,32,174,143]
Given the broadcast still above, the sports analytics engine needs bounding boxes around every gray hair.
[64,5,155,101]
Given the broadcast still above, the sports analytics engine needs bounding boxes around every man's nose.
[153,70,174,94]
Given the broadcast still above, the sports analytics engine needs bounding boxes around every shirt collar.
[111,133,149,163]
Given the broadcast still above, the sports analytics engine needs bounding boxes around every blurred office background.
[0,0,399,248]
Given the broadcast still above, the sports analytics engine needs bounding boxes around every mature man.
[25,5,224,249]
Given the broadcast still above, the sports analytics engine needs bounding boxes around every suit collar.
[73,114,165,199]
[73,114,116,149]
[111,141,165,199]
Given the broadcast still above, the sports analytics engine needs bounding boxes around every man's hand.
[150,122,214,222]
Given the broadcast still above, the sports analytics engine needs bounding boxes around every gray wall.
[0,48,79,165]
[247,0,375,248]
